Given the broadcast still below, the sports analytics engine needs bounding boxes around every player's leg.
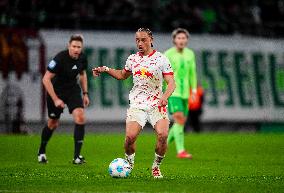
[38,95,62,163]
[167,97,184,145]
[38,118,59,163]
[124,108,145,169]
[167,97,186,150]
[148,107,169,178]
[172,112,186,153]
[71,107,86,164]
[168,97,192,159]
[67,89,86,164]
[152,118,169,178]
[175,99,192,158]
[124,121,142,169]
[154,119,169,162]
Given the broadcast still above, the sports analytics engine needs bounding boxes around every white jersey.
[124,50,173,110]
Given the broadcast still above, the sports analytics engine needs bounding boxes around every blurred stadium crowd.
[0,0,283,37]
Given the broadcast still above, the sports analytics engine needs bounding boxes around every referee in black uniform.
[38,34,89,164]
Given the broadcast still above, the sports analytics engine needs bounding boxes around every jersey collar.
[148,50,156,57]
[138,50,156,58]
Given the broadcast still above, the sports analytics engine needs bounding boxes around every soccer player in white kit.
[93,28,176,178]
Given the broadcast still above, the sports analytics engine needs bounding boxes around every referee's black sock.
[38,125,54,154]
[74,124,85,158]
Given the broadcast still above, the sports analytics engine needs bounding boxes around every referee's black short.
[47,87,83,119]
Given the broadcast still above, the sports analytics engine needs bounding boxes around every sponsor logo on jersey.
[134,67,153,78]
[48,60,56,69]
[72,65,78,70]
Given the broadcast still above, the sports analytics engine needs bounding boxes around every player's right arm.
[93,55,133,80]
[92,66,131,80]
[42,71,65,108]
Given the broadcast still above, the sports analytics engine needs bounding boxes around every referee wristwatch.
[83,92,88,95]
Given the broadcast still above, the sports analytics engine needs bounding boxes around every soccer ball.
[108,158,131,178]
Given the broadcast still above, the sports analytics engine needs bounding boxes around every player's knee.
[73,110,85,124]
[177,118,186,125]
[157,130,168,144]
[173,113,186,125]
[48,119,59,129]
[75,115,85,124]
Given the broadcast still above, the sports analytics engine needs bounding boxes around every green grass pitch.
[0,132,283,193]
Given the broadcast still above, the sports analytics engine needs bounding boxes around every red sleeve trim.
[162,72,174,75]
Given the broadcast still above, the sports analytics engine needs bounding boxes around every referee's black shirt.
[47,50,88,91]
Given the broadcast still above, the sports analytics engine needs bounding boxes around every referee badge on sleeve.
[48,60,56,69]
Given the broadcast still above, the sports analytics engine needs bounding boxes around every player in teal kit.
[165,28,197,159]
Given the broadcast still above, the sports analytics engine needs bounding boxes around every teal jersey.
[164,47,197,99]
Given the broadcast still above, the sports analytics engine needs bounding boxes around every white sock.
[152,153,164,168]
[125,153,135,168]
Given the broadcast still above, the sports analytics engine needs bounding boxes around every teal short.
[168,97,189,116]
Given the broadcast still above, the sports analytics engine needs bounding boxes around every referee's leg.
[38,95,62,163]
[38,119,59,157]
[72,107,86,162]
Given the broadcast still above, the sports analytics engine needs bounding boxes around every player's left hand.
[190,92,197,103]
[92,68,101,77]
[83,95,90,107]
[158,95,168,107]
